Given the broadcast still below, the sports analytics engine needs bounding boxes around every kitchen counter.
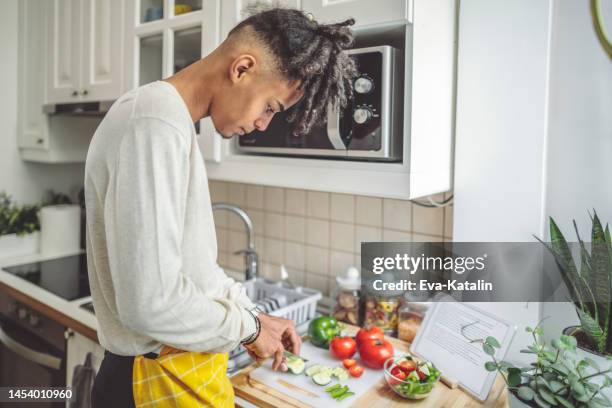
[1,253,504,407]
[0,251,254,343]
[0,250,99,341]
[231,324,510,408]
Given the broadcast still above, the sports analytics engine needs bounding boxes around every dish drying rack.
[228,278,321,372]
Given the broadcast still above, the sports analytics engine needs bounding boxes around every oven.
[0,254,90,407]
[0,291,66,407]
[237,45,404,161]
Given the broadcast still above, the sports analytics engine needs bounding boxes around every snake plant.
[536,211,612,356]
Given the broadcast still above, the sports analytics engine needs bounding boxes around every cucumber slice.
[286,357,305,375]
[335,371,349,381]
[312,373,332,386]
[305,365,325,377]
[408,370,420,381]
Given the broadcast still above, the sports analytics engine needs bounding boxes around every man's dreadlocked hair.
[228,3,358,136]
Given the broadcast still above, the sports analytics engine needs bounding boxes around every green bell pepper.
[308,316,341,349]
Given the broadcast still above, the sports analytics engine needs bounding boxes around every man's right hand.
[243,314,301,371]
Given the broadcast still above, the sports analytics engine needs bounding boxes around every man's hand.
[243,314,301,371]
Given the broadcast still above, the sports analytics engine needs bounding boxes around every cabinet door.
[18,0,49,150]
[81,0,124,101]
[46,0,82,104]
[301,0,407,27]
[65,332,104,392]
[220,0,300,40]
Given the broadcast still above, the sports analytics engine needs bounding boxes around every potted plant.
[0,192,40,258]
[536,212,611,364]
[481,323,611,407]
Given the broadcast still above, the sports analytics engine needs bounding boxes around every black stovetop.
[2,254,90,301]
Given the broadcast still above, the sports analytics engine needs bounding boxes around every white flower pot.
[508,389,532,408]
[564,326,612,401]
[0,232,40,258]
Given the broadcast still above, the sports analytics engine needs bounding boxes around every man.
[84,3,357,407]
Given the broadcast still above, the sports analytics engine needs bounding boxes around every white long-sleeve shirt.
[84,80,256,356]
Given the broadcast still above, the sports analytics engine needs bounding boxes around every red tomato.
[358,339,394,369]
[343,359,357,369]
[417,370,426,381]
[349,365,365,378]
[398,359,417,373]
[355,326,385,348]
[399,366,415,374]
[329,336,357,360]
[389,366,406,385]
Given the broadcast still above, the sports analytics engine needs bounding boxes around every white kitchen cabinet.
[220,0,300,40]
[46,0,81,104]
[18,0,50,151]
[301,0,409,27]
[46,0,124,104]
[207,0,456,199]
[18,0,102,163]
[125,0,223,163]
[81,0,125,101]
[65,331,104,402]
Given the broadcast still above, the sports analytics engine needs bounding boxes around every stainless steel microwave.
[236,46,403,161]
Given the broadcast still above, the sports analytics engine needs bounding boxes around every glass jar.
[363,272,402,336]
[332,267,361,326]
[397,293,430,342]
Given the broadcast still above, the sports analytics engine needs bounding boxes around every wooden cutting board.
[232,325,509,408]
[249,340,382,407]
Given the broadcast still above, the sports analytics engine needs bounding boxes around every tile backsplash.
[210,181,453,296]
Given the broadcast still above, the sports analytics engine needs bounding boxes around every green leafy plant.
[42,189,73,206]
[535,211,612,356]
[481,323,612,408]
[0,192,40,236]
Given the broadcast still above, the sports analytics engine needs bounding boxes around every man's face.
[210,54,303,138]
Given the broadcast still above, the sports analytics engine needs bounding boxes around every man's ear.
[230,54,256,83]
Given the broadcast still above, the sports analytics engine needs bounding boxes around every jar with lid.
[332,266,361,326]
[398,292,430,342]
[363,271,403,336]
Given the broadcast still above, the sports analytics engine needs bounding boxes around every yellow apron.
[132,346,235,407]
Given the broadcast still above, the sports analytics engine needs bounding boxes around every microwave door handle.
[326,108,346,150]
[0,324,62,370]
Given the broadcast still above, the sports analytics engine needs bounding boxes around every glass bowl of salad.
[383,354,441,399]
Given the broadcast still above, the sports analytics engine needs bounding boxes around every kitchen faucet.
[211,203,258,281]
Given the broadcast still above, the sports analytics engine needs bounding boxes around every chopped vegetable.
[348,365,364,378]
[342,359,357,369]
[312,372,332,386]
[325,384,355,401]
[337,391,355,401]
[285,354,305,375]
[305,364,349,382]
[325,384,342,393]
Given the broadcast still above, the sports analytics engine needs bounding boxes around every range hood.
[43,101,113,116]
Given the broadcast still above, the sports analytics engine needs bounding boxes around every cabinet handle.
[0,324,62,370]
[81,90,89,96]
[71,90,78,96]
[36,138,44,144]
[64,329,74,340]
